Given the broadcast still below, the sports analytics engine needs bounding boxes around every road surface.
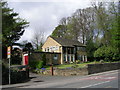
[2,70,119,89]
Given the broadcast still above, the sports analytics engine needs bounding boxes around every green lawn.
[44,61,120,70]
[44,61,97,70]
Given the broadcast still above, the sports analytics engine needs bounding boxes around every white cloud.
[8,1,91,42]
[7,0,119,2]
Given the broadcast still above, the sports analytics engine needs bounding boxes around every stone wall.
[87,62,120,74]
[43,67,88,76]
[41,62,120,76]
[54,68,88,76]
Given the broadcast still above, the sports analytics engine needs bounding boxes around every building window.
[71,48,74,54]
[67,55,70,62]
[64,55,66,61]
[47,47,49,52]
[63,47,66,54]
[77,47,86,51]
[54,54,58,60]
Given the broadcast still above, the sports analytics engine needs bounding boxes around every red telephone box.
[23,54,28,65]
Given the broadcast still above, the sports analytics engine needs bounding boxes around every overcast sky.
[7,0,93,43]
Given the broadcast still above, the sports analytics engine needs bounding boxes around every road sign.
[7,46,11,58]
[7,46,11,84]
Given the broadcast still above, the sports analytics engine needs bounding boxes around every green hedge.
[2,62,29,85]
[29,60,43,69]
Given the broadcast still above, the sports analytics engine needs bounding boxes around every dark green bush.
[36,61,43,69]
[29,60,43,69]
[94,46,120,61]
[11,70,28,84]
[29,61,37,69]
[2,61,29,85]
[2,62,9,85]
[41,54,46,65]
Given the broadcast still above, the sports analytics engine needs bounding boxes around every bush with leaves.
[41,54,46,66]
[36,61,43,69]
[2,62,9,84]
[2,61,29,85]
[29,60,44,69]
[94,46,119,61]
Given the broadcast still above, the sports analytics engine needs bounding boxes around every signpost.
[7,46,11,84]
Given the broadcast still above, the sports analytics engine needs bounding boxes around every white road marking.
[89,76,116,80]
[81,81,110,88]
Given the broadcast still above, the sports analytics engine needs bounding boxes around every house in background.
[42,36,87,64]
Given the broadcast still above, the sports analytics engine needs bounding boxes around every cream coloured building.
[42,36,87,64]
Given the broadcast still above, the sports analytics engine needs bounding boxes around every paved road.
[2,70,119,89]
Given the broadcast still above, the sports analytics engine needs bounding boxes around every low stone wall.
[41,62,120,76]
[54,68,88,76]
[87,62,120,74]
[43,67,88,76]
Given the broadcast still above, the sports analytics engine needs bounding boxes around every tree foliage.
[1,1,29,59]
[51,25,66,38]
[2,1,29,46]
[31,30,45,51]
[94,46,119,61]
[51,1,120,61]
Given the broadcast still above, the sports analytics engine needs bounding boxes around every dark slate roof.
[50,36,86,47]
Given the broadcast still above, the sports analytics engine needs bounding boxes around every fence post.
[51,64,54,76]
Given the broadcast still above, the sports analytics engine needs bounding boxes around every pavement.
[1,70,120,89]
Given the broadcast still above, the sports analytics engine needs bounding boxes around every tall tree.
[72,8,95,44]
[31,30,45,51]
[92,2,111,46]
[93,2,120,61]
[51,17,68,38]
[1,1,29,59]
[108,2,120,48]
[51,25,66,38]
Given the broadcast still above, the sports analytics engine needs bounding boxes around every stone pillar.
[61,47,63,64]
[66,48,68,62]
[69,48,71,62]
[70,54,71,62]
[82,55,85,62]
[85,56,87,62]
[73,55,75,62]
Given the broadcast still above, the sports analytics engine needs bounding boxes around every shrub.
[36,61,43,69]
[99,60,104,64]
[76,60,81,64]
[29,61,37,69]
[71,65,79,68]
[2,62,9,85]
[29,60,43,69]
[41,54,46,65]
[2,61,29,85]
[94,46,119,61]
[70,61,73,64]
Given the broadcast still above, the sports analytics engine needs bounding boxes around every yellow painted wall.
[42,37,62,53]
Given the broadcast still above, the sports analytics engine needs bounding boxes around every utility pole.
[9,57,10,84]
[7,46,11,84]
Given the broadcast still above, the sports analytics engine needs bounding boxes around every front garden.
[29,60,120,74]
